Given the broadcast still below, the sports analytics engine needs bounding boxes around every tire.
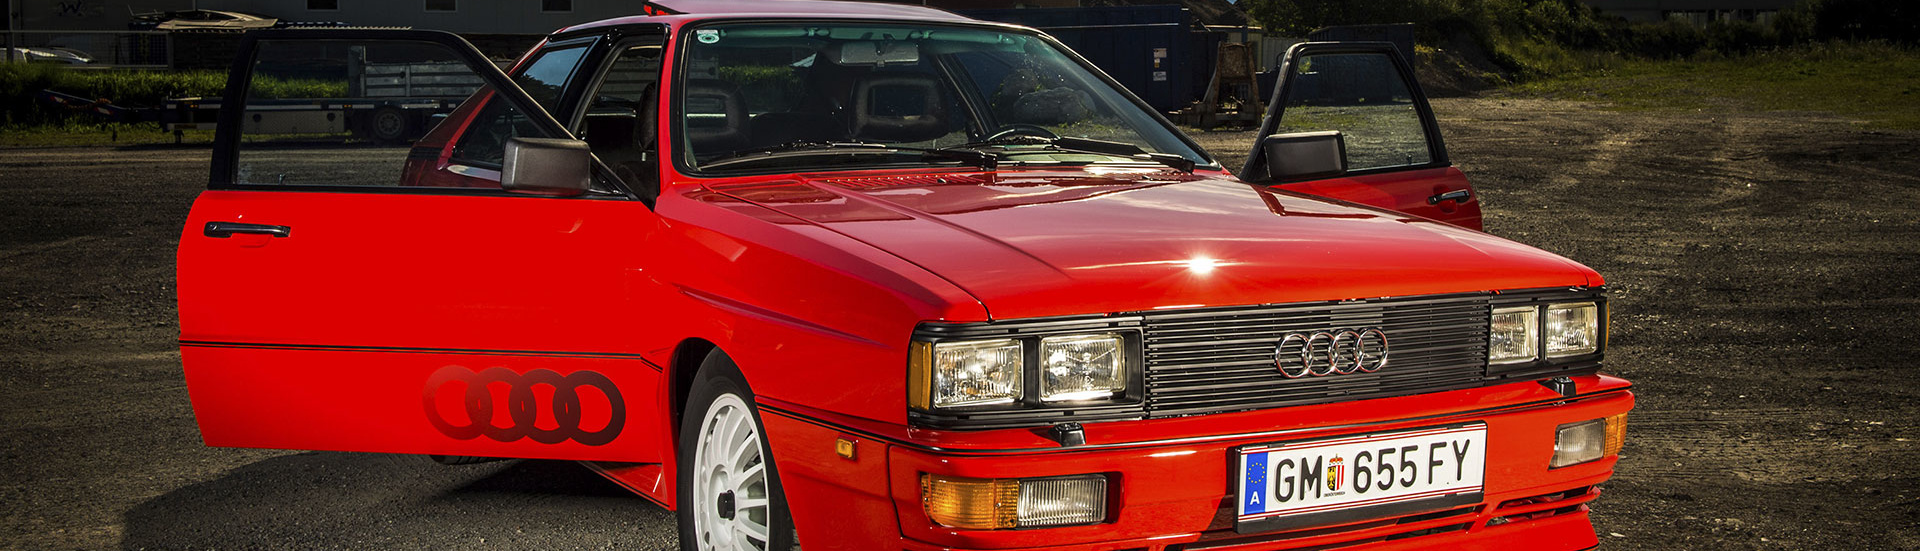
[677,352,797,551]
[367,106,410,144]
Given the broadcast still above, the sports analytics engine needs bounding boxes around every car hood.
[709,168,1600,320]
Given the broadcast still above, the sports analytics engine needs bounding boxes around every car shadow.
[121,451,679,550]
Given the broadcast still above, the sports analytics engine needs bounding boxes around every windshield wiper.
[942,136,1196,173]
[705,141,996,170]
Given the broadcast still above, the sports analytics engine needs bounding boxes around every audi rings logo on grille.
[423,365,626,446]
[1275,328,1390,379]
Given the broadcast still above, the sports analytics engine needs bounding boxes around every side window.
[1275,52,1432,172]
[578,42,665,194]
[449,44,588,168]
[233,39,495,187]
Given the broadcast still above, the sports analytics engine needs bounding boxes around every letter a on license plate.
[1234,423,1487,534]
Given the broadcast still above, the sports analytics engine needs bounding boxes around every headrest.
[850,74,949,143]
[682,79,747,154]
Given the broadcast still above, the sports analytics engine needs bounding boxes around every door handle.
[204,221,292,238]
[1427,189,1471,205]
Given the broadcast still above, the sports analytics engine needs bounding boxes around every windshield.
[676,22,1209,172]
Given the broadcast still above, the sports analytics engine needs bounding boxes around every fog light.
[921,474,1108,529]
[1017,475,1108,527]
[1551,419,1607,467]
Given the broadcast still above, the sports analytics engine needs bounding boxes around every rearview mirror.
[502,137,592,197]
[1259,131,1346,181]
[836,41,920,65]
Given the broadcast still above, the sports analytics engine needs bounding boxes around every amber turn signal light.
[921,474,1018,529]
[1604,412,1627,456]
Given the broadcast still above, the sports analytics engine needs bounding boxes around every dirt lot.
[3,97,1917,550]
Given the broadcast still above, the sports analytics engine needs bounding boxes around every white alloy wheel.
[690,392,773,551]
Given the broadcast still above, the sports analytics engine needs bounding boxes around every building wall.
[13,0,191,31]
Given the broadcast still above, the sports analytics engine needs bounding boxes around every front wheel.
[677,353,796,551]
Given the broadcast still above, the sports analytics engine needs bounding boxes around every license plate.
[1234,423,1487,534]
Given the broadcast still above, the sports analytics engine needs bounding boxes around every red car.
[177,1,1629,550]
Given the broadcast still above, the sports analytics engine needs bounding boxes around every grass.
[1509,42,1920,129]
[0,121,213,147]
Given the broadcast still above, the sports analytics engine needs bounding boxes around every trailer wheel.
[368,106,410,144]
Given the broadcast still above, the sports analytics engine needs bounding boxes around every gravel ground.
[3,96,1917,549]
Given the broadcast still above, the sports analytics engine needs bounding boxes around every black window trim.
[208,29,642,202]
[1241,41,1453,183]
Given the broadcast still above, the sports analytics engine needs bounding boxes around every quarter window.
[578,42,666,196]
[449,44,588,169]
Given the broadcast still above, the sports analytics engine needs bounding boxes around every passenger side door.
[1241,42,1481,230]
[177,29,669,463]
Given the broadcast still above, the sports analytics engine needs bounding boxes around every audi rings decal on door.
[1275,328,1390,378]
[423,366,626,446]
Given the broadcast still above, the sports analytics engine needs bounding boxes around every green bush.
[2,64,342,126]
[1243,0,1917,79]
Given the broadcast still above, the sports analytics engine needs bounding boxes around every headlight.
[925,339,1023,408]
[1489,306,1538,364]
[909,330,1140,415]
[1039,334,1126,402]
[1489,301,1605,365]
[1545,302,1600,357]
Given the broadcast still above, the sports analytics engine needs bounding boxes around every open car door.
[1240,42,1482,230]
[176,29,670,463]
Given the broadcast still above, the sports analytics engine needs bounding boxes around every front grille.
[1141,288,1602,419]
[911,288,1604,430]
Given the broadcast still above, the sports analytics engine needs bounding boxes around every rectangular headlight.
[1038,334,1126,402]
[1546,302,1600,357]
[927,339,1023,408]
[1490,306,1538,364]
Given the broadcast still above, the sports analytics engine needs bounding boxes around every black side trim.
[179,340,661,368]
[757,384,1632,456]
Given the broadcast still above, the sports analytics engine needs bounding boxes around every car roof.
[555,0,979,35]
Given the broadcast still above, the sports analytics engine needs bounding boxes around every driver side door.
[177,29,670,463]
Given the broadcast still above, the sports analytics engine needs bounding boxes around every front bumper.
[760,377,1632,551]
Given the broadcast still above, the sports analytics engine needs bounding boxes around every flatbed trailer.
[39,57,480,143]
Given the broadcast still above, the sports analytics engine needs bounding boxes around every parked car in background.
[3,46,92,64]
[176,1,1630,550]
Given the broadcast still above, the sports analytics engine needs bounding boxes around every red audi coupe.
[177,1,1631,549]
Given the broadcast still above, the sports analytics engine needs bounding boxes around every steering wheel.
[984,124,1058,142]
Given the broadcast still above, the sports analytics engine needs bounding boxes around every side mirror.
[502,137,592,197]
[1259,131,1346,181]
